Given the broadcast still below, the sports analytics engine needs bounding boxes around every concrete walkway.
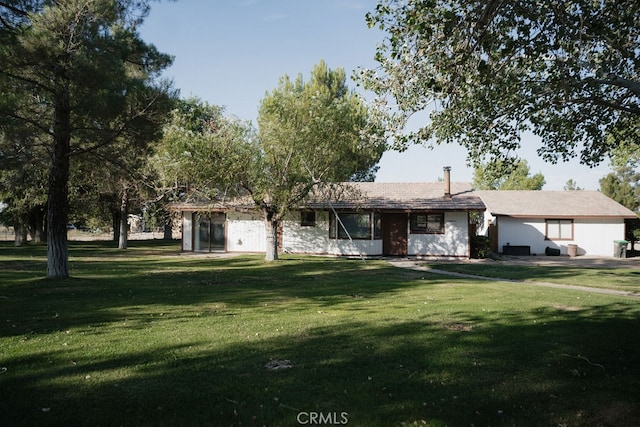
[387,258,640,298]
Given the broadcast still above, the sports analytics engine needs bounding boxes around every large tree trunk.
[14,222,27,247]
[264,219,279,261]
[112,208,121,242]
[28,206,46,243]
[163,222,173,240]
[118,186,129,250]
[263,208,279,261]
[46,91,71,279]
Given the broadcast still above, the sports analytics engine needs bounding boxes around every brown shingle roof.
[477,190,637,218]
[307,182,485,211]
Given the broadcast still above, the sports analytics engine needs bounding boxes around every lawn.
[1,241,639,427]
[426,261,640,294]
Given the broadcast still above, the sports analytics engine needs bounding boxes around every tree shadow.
[2,243,639,426]
[1,304,638,426]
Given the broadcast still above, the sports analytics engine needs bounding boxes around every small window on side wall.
[300,210,316,227]
[545,219,573,240]
[410,213,444,234]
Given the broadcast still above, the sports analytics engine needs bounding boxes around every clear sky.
[139,0,612,190]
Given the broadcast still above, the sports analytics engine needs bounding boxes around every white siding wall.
[573,218,626,256]
[226,212,266,252]
[182,211,193,251]
[282,211,383,256]
[182,210,470,257]
[282,211,330,254]
[497,216,626,256]
[408,211,469,257]
[497,217,545,254]
[328,239,383,256]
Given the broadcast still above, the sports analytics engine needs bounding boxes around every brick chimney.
[443,166,451,198]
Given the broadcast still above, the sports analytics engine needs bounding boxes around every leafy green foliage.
[600,139,640,213]
[152,97,255,202]
[472,160,545,190]
[0,0,174,276]
[156,63,386,261]
[360,0,640,167]
[256,60,386,215]
[564,179,583,191]
[254,60,386,259]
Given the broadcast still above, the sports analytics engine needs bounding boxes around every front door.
[383,213,408,256]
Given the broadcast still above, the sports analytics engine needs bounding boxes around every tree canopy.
[152,97,254,203]
[600,142,639,213]
[254,61,386,260]
[158,63,386,262]
[0,0,174,277]
[472,160,545,190]
[360,0,640,167]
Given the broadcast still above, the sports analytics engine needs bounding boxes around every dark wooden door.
[383,213,408,256]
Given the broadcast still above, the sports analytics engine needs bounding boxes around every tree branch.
[585,76,640,98]
[563,95,640,115]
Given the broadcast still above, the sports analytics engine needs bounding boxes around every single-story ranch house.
[173,175,637,258]
[477,190,637,257]
[174,174,486,258]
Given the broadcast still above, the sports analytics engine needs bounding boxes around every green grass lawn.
[426,262,640,294]
[1,241,639,426]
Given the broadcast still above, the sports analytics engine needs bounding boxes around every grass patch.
[426,262,640,293]
[1,241,639,426]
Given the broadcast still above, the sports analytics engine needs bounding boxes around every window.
[329,212,374,240]
[373,212,382,239]
[546,219,573,240]
[410,213,444,234]
[300,210,316,227]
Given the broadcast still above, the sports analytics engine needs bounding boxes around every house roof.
[306,182,486,211]
[477,190,638,218]
[170,196,255,212]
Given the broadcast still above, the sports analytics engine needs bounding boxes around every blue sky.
[140,0,611,189]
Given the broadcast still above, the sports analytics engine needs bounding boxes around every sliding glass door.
[194,212,226,252]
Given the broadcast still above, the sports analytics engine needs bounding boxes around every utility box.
[613,240,628,258]
[545,246,561,256]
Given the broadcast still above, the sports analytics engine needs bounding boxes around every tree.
[600,127,640,250]
[0,130,49,245]
[157,64,386,262]
[600,130,640,210]
[472,160,545,190]
[253,61,385,261]
[151,97,251,205]
[360,0,640,167]
[600,167,638,210]
[0,1,173,277]
[564,179,583,191]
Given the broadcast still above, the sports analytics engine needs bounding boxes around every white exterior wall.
[408,211,469,257]
[182,211,193,251]
[328,239,383,256]
[496,216,626,256]
[182,210,469,257]
[226,212,266,252]
[282,211,330,254]
[282,211,383,256]
[573,218,626,256]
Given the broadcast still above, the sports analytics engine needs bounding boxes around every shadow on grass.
[1,247,425,339]
[2,243,640,426]
[1,305,639,427]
